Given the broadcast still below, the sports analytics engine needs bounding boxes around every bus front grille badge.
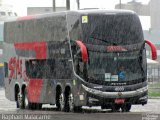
[118,92,123,97]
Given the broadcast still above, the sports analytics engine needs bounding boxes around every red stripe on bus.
[14,41,47,59]
[27,79,43,103]
[17,16,33,21]
[76,40,88,62]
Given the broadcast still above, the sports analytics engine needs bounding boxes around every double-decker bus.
[3,10,157,112]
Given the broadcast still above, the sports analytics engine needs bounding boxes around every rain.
[0,0,159,120]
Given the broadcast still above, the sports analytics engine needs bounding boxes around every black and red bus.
[3,10,157,112]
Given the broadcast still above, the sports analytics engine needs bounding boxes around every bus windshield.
[73,13,146,83]
[87,49,145,82]
[81,14,144,45]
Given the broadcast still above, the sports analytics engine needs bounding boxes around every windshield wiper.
[90,36,117,45]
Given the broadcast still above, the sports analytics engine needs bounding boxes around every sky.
[1,0,151,30]
[2,0,150,16]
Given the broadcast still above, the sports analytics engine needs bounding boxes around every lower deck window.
[26,59,72,79]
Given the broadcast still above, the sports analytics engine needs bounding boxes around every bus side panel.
[38,79,56,104]
[69,77,87,107]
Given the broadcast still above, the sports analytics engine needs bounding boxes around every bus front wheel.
[111,104,121,112]
[121,104,131,112]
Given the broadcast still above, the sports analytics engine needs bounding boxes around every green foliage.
[148,83,160,97]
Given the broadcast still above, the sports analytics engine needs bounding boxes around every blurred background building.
[27,7,66,15]
[115,0,150,16]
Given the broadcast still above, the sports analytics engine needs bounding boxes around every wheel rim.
[24,94,29,108]
[17,93,21,108]
[24,90,29,109]
[59,93,64,111]
[68,93,74,112]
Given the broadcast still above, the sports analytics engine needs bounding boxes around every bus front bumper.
[82,84,148,105]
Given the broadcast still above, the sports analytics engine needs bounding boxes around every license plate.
[115,99,125,104]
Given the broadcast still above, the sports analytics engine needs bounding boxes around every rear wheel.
[68,93,74,112]
[56,93,65,111]
[17,92,21,108]
[65,91,74,112]
[15,86,20,108]
[16,101,20,108]
[21,88,30,109]
[65,92,83,112]
[121,104,131,112]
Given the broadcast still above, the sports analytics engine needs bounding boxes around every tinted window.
[26,59,72,79]
[0,12,6,16]
[81,14,144,45]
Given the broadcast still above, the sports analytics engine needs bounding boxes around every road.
[0,88,160,120]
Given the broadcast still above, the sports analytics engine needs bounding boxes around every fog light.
[79,95,84,100]
[139,96,148,100]
[88,97,99,103]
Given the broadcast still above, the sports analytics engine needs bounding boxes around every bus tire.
[68,92,74,112]
[121,103,131,112]
[16,101,19,108]
[65,91,74,112]
[56,93,65,111]
[111,104,121,112]
[22,88,30,109]
[16,93,21,108]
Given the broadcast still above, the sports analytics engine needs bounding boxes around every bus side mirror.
[145,40,157,60]
[76,40,88,63]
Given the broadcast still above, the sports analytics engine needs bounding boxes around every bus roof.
[5,9,135,22]
[4,9,141,44]
[69,9,135,15]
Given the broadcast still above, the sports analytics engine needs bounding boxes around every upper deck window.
[14,13,17,16]
[8,12,13,16]
[0,12,6,16]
